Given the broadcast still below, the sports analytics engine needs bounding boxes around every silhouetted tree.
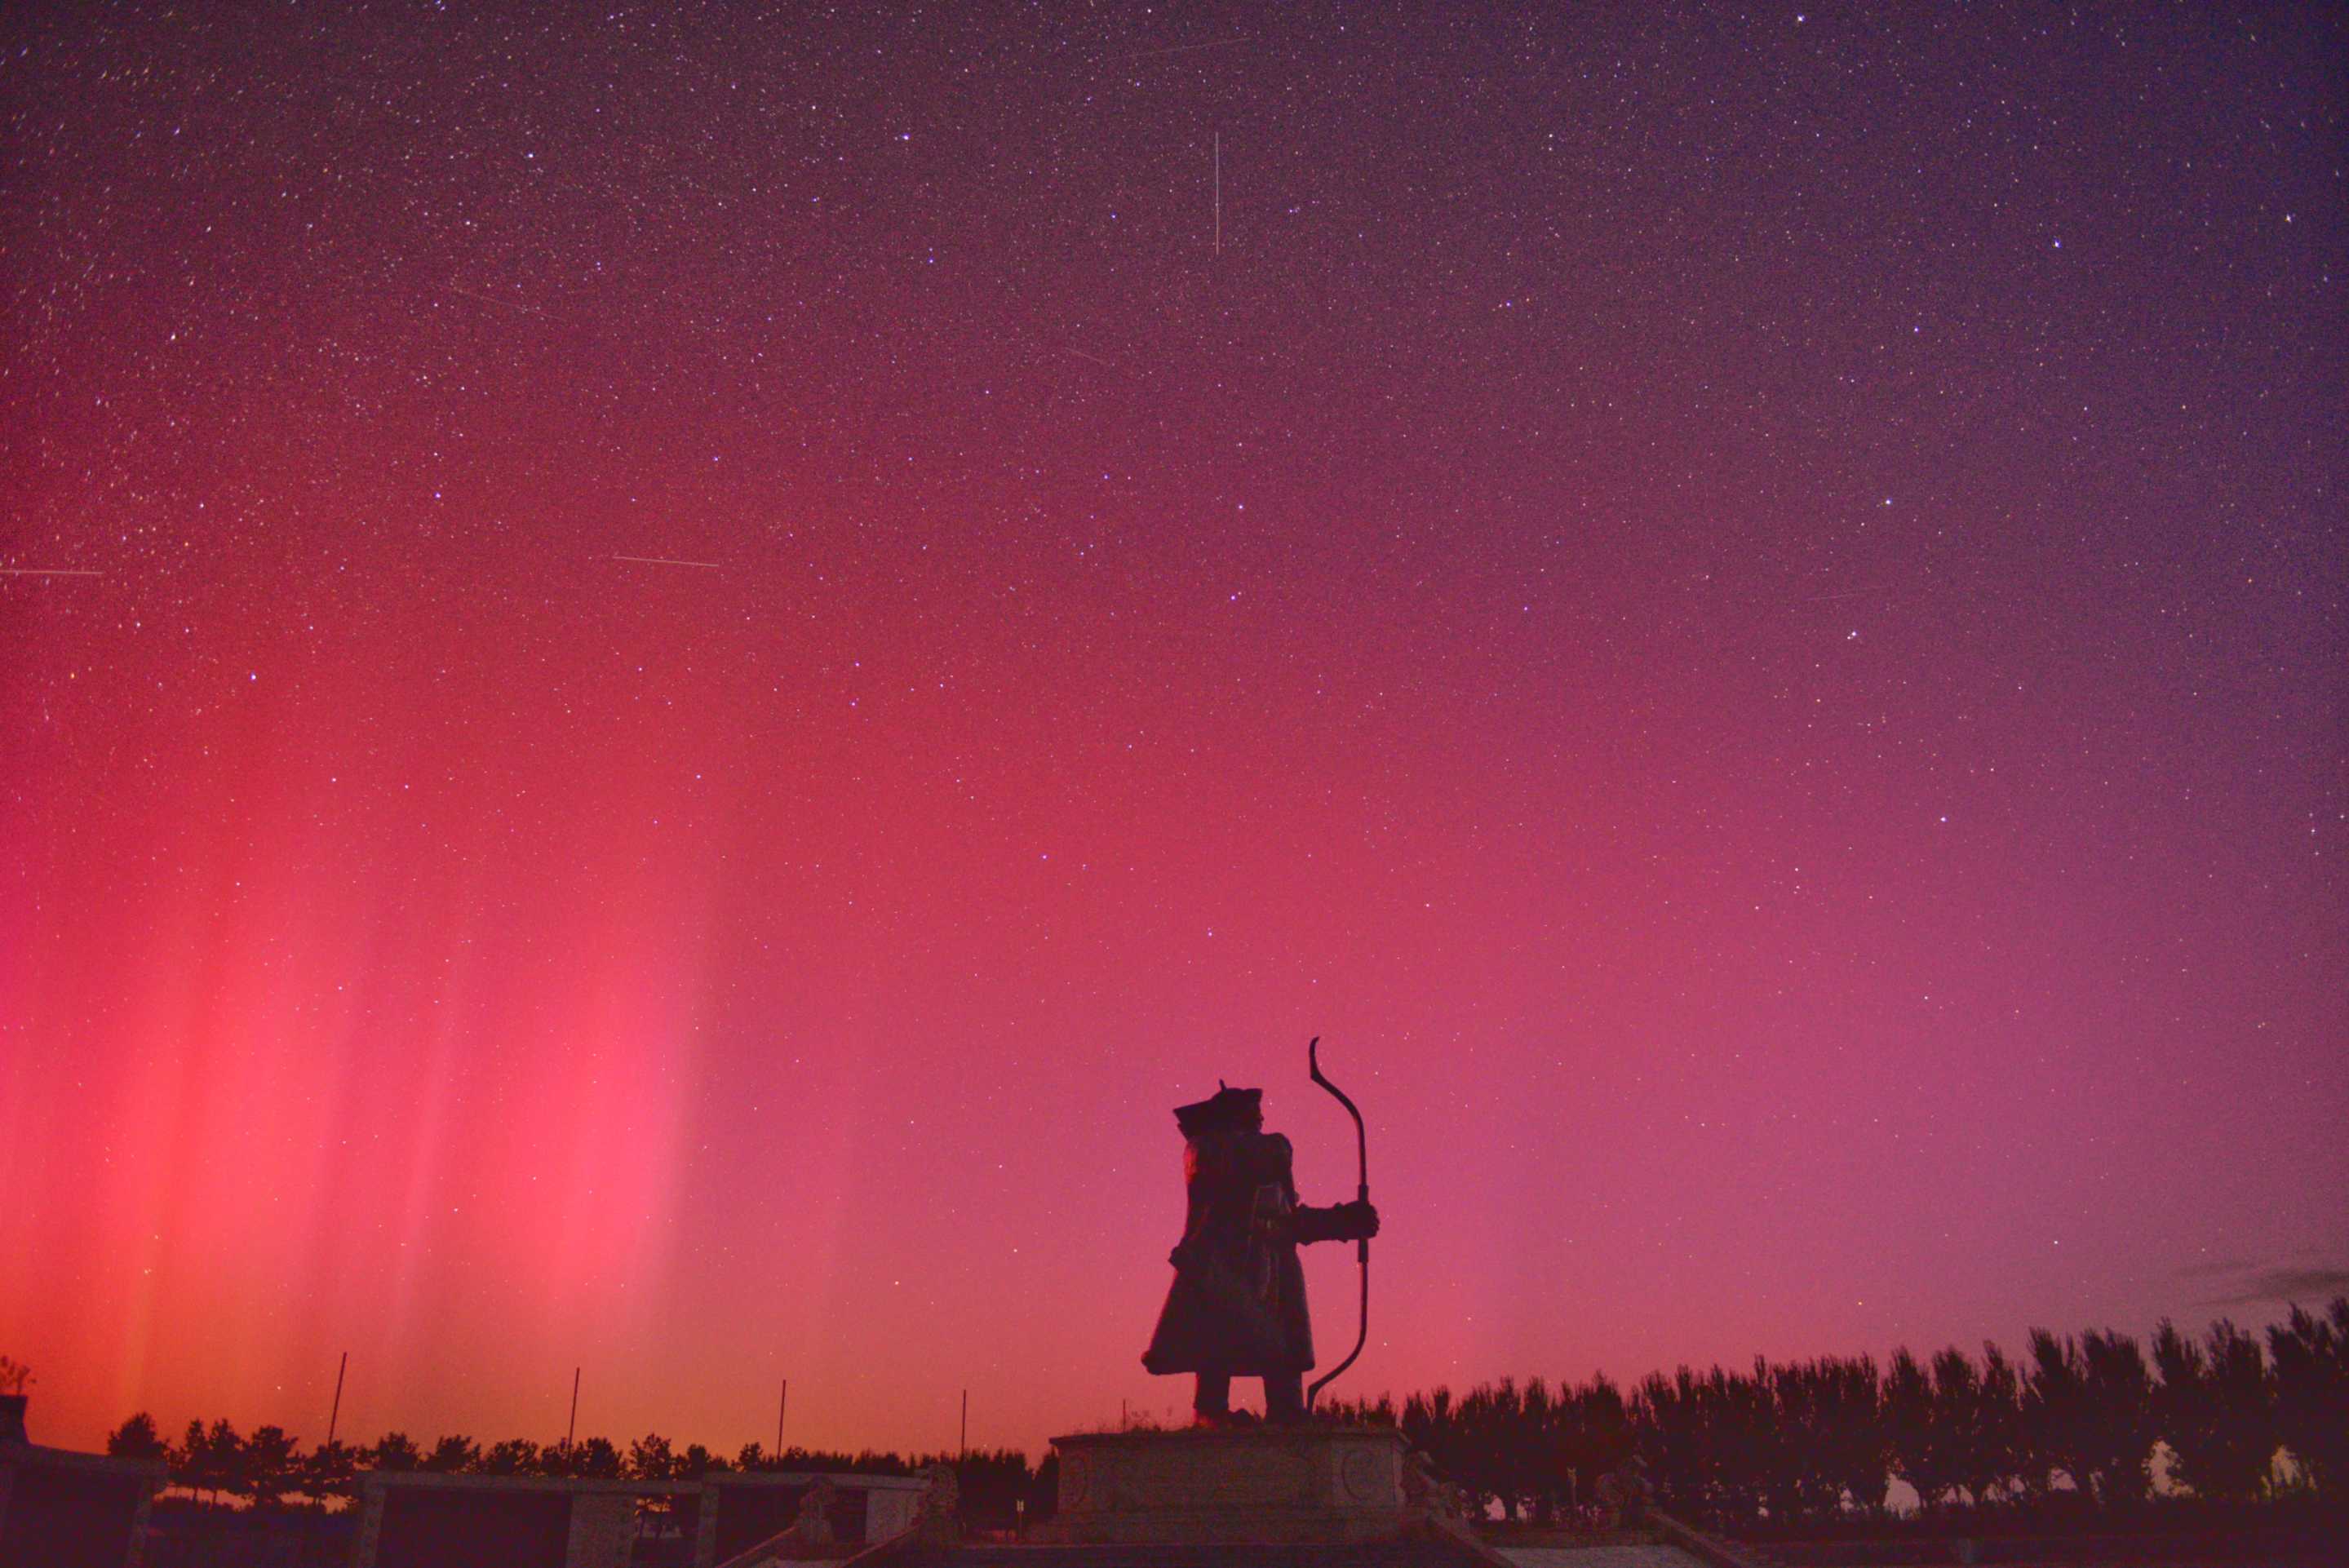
[1761,1360,1822,1524]
[1812,1356,1890,1517]
[1887,1349,1957,1511]
[1924,1344,2019,1507]
[1566,1374,1637,1511]
[622,1433,682,1530]
[1708,1363,1774,1528]
[627,1432,676,1482]
[573,1435,623,1478]
[423,1434,479,1473]
[1633,1368,1708,1520]
[2154,1318,2277,1502]
[1390,1374,1651,1523]
[1434,1383,1494,1518]
[2267,1298,2347,1496]
[1455,1379,1535,1520]
[107,1413,167,1461]
[368,1432,421,1473]
[175,1418,245,1507]
[1970,1342,2026,1505]
[1519,1377,1563,1522]
[1403,1387,1474,1508]
[172,1421,206,1503]
[1028,1451,1060,1521]
[2076,1330,2155,1506]
[95,1297,2346,1537]
[301,1439,359,1509]
[1319,1393,1399,1428]
[1626,1362,1780,1527]
[479,1437,541,1476]
[2021,1331,2098,1502]
[1764,1357,1881,1525]
[243,1425,300,1508]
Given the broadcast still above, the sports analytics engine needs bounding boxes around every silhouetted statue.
[1141,1083,1380,1424]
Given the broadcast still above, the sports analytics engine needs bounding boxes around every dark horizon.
[61,1296,2349,1548]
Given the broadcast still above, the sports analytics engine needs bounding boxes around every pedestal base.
[1047,1425,1408,1544]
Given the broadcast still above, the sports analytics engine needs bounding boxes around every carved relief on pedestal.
[1112,1438,1310,1510]
[1048,1427,1409,1544]
[1340,1443,1389,1503]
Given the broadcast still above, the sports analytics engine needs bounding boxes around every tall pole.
[326,1352,348,1445]
[777,1379,787,1457]
[566,1367,581,1452]
[960,1389,968,1458]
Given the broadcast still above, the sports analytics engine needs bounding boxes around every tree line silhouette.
[106,1415,1041,1530]
[1339,1300,2347,1530]
[95,1298,2346,1535]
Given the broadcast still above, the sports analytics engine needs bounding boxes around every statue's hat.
[1173,1081,1262,1136]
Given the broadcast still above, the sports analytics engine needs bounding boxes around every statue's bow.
[1306,1035,1369,1410]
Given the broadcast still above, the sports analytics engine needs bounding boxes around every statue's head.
[1173,1081,1263,1136]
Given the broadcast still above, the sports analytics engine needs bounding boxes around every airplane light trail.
[610,555,720,569]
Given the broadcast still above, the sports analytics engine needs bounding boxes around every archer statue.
[1141,1042,1379,1425]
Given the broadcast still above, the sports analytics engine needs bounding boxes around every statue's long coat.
[1142,1129,1347,1375]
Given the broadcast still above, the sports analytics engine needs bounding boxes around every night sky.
[3,5,2343,1464]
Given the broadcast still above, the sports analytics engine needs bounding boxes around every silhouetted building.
[0,1428,167,1568]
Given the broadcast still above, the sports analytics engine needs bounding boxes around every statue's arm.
[1257,1130,1377,1244]
[1291,1198,1380,1245]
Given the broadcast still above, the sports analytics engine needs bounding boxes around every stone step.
[910,1545,1478,1568]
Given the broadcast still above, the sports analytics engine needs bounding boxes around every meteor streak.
[1121,38,1247,63]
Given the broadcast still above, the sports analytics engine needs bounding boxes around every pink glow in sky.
[3,4,2344,1462]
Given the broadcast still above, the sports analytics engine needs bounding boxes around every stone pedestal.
[1048,1425,1408,1544]
[564,1491,638,1568]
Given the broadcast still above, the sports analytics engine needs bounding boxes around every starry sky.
[2,3,2343,1462]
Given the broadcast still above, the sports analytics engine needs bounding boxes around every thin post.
[960,1389,968,1458]
[326,1352,348,1445]
[777,1379,787,1457]
[566,1366,581,1451]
